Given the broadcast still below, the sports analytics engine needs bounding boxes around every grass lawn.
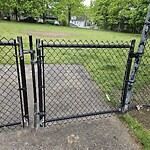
[0,20,141,43]
[120,114,150,150]
[0,20,150,149]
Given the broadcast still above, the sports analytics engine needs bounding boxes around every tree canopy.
[0,0,149,33]
[0,0,85,25]
[51,0,85,26]
[92,0,149,33]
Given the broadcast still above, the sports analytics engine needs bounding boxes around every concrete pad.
[0,116,141,150]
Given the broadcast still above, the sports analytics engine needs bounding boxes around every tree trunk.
[7,13,10,21]
[14,8,18,21]
[42,13,45,23]
[68,6,71,26]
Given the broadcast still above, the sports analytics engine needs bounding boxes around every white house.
[70,16,86,28]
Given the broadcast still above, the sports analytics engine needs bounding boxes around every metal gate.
[0,36,136,130]
[0,37,29,130]
[36,39,136,127]
[0,36,149,130]
[0,7,150,130]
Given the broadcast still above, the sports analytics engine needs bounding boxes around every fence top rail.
[41,43,131,49]
[0,41,17,46]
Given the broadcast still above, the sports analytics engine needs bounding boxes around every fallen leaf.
[67,134,79,144]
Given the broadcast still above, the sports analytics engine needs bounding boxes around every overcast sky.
[83,0,91,6]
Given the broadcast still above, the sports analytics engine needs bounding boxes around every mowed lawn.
[0,20,140,43]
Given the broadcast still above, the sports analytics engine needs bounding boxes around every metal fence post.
[29,35,38,128]
[36,39,44,127]
[14,39,25,127]
[41,40,46,127]
[122,5,150,111]
[17,36,29,127]
[121,39,136,112]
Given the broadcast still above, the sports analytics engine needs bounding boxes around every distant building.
[70,15,86,28]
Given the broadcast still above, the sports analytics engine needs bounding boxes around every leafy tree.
[52,0,85,26]
[0,0,50,21]
[92,0,149,33]
[92,0,110,29]
[128,0,149,33]
[84,1,95,26]
[22,0,50,21]
[0,0,14,20]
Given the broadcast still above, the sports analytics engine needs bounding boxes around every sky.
[83,0,91,6]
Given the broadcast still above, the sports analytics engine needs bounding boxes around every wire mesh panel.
[0,38,23,131]
[130,36,150,108]
[39,40,133,125]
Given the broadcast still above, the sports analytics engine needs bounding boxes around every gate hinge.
[145,20,150,25]
[36,112,45,116]
[129,52,144,58]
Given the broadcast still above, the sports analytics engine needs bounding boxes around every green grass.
[120,114,150,150]
[0,20,140,43]
[43,46,129,106]
[0,20,149,100]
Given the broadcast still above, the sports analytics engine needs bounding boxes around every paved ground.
[44,64,110,124]
[0,116,141,150]
[0,65,141,149]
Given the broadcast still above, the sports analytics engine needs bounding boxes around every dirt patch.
[23,30,77,38]
[129,82,150,129]
[131,84,150,105]
[129,109,150,129]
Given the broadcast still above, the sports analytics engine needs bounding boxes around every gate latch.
[23,49,37,63]
[23,49,35,54]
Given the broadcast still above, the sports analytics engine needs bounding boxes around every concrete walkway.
[0,116,141,150]
[0,65,141,150]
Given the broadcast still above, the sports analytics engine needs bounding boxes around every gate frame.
[37,39,135,127]
[17,37,29,127]
[0,37,29,128]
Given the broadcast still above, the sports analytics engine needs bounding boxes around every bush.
[20,17,36,23]
[60,19,67,26]
[45,20,55,25]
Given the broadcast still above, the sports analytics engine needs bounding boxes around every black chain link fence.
[40,40,133,125]
[130,36,150,109]
[0,36,149,130]
[0,38,22,131]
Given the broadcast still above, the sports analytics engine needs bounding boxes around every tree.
[128,0,149,33]
[92,0,149,33]
[52,0,85,26]
[84,1,95,26]
[0,0,13,20]
[0,0,50,21]
[92,0,110,29]
[22,0,51,22]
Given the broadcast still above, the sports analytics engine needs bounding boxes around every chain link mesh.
[41,40,131,125]
[0,38,22,131]
[130,35,150,108]
[1,36,149,130]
